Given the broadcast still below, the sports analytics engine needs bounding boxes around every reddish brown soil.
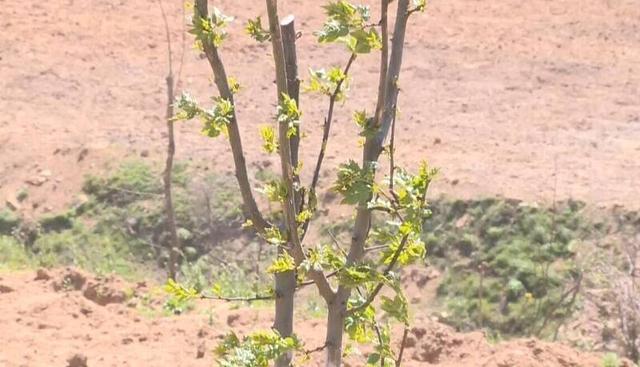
[0,268,622,367]
[1,0,639,365]
[1,0,639,218]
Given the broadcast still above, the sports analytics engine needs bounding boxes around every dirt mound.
[0,269,624,366]
[46,267,131,306]
[404,320,629,367]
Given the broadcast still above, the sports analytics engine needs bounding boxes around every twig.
[388,105,397,193]
[200,293,275,302]
[348,233,411,315]
[158,0,173,76]
[304,343,328,356]
[158,0,180,280]
[364,244,390,253]
[300,53,358,242]
[396,327,409,367]
[308,53,358,200]
[175,0,187,89]
[536,273,583,336]
[297,270,339,289]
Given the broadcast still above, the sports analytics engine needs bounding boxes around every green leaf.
[173,92,201,121]
[367,353,380,365]
[245,16,271,43]
[305,67,349,101]
[267,252,296,274]
[164,279,199,302]
[413,0,427,12]
[333,160,376,205]
[300,245,345,274]
[379,232,426,266]
[201,98,234,137]
[216,330,302,367]
[353,110,377,137]
[259,126,279,154]
[316,1,376,53]
[381,293,409,324]
[296,209,313,224]
[277,93,302,138]
[228,76,241,94]
[190,6,233,48]
[348,28,382,54]
[261,227,286,246]
[338,263,378,287]
[261,180,287,203]
[345,295,376,343]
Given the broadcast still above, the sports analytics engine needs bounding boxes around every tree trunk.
[325,297,347,367]
[274,256,296,366]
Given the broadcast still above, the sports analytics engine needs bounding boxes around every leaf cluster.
[189,7,234,49]
[333,160,377,205]
[305,67,349,101]
[216,330,302,367]
[174,93,233,138]
[316,1,382,54]
[245,16,271,43]
[277,94,302,138]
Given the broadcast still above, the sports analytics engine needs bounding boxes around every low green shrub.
[427,198,589,338]
[0,236,33,271]
[0,210,20,235]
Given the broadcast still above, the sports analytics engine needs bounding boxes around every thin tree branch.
[175,0,187,89]
[299,53,357,244]
[297,270,339,289]
[395,327,409,367]
[159,0,180,280]
[200,293,275,302]
[388,102,397,193]
[304,343,328,356]
[194,0,270,233]
[158,0,173,76]
[308,53,357,200]
[373,0,390,130]
[348,232,411,315]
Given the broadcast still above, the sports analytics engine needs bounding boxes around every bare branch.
[297,270,339,289]
[200,293,275,302]
[158,0,180,280]
[388,102,397,193]
[304,343,328,356]
[373,0,390,130]
[175,0,187,89]
[396,327,410,367]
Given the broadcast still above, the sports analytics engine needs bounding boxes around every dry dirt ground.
[1,0,639,218]
[1,0,639,366]
[0,268,623,367]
